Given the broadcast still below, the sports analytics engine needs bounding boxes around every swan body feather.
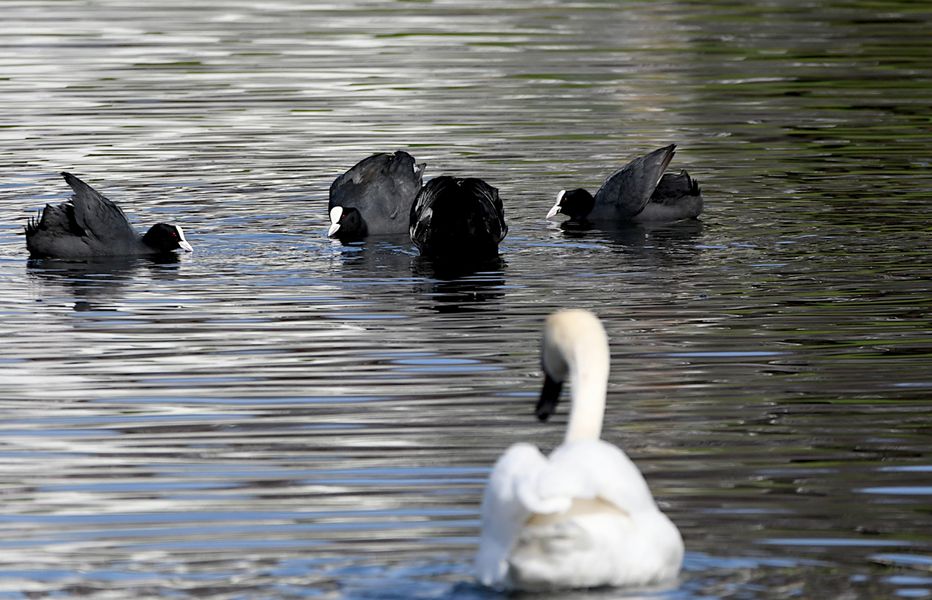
[475,310,683,591]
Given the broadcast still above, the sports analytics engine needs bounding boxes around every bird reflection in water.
[26,254,182,312]
[412,255,507,314]
[556,219,704,264]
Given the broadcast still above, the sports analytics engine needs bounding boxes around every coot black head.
[141,223,193,254]
[328,206,368,240]
[546,188,595,221]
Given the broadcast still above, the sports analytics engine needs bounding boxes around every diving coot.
[409,175,507,261]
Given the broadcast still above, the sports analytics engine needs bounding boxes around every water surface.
[1,1,931,598]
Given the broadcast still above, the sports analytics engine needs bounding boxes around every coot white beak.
[546,190,565,220]
[176,226,193,252]
[328,206,343,238]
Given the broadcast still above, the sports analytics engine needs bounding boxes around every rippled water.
[1,1,931,598]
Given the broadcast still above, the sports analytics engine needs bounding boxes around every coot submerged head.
[409,175,508,262]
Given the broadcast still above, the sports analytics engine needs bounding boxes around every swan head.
[534,310,610,441]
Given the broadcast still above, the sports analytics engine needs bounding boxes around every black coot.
[25,172,192,259]
[409,175,507,261]
[546,144,702,224]
[328,150,424,240]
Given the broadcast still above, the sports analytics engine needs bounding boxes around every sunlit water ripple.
[0,1,930,598]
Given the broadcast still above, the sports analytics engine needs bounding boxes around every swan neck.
[564,355,608,444]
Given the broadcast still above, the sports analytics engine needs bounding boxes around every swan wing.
[590,145,676,220]
[476,440,647,587]
[477,440,681,590]
[546,439,657,515]
[476,443,557,586]
[509,440,682,590]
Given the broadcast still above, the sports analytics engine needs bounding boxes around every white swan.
[475,309,683,591]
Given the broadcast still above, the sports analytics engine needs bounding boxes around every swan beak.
[535,373,564,421]
[176,226,193,252]
[328,206,343,238]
